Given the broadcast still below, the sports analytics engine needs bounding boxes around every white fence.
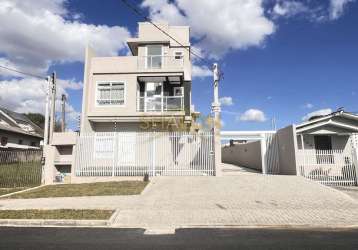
[74,132,215,177]
[265,133,280,174]
[297,149,357,186]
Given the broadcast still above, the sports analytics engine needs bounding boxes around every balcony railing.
[138,56,184,70]
[137,96,184,112]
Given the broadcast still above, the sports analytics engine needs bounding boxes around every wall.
[222,140,262,171]
[0,130,41,149]
[276,125,298,175]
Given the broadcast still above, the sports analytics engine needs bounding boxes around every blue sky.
[0,0,357,131]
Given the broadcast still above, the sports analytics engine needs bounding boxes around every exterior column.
[260,134,267,174]
[212,63,222,176]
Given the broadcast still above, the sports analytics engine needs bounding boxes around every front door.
[314,135,333,164]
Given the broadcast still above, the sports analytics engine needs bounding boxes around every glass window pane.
[147,45,162,55]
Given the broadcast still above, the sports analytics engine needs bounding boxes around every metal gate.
[297,149,358,186]
[74,131,215,177]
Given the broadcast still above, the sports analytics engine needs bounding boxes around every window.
[173,87,184,97]
[1,137,7,146]
[146,45,162,68]
[31,142,37,147]
[18,139,23,145]
[96,82,125,106]
[174,51,183,60]
[94,135,115,159]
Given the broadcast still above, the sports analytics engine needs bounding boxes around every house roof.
[296,110,358,134]
[0,107,44,139]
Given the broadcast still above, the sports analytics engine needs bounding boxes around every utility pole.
[49,72,56,143]
[61,94,66,132]
[43,76,51,145]
[212,63,222,176]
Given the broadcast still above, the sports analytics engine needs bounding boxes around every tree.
[24,113,45,128]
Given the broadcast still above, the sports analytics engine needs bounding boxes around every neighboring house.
[222,110,358,185]
[0,107,43,150]
[80,22,196,133]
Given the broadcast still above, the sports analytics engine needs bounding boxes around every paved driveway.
[1,163,358,229]
[112,172,358,229]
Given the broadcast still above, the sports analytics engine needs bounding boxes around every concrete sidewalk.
[1,168,358,229]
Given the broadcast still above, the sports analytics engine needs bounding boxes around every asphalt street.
[0,227,358,250]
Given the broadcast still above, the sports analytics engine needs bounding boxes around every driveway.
[1,163,358,229]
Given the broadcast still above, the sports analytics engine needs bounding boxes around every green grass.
[0,209,114,220]
[0,188,25,196]
[0,162,42,188]
[4,181,148,199]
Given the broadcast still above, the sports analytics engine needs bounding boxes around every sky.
[0,0,357,131]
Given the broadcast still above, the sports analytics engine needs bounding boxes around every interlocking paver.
[1,164,358,228]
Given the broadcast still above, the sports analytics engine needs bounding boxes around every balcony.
[138,56,184,70]
[137,96,184,112]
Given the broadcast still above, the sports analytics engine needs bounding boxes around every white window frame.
[145,45,163,69]
[95,81,126,107]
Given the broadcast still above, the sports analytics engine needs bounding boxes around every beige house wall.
[276,125,298,175]
[222,141,263,171]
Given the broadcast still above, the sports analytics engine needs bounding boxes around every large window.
[146,45,162,68]
[96,82,125,106]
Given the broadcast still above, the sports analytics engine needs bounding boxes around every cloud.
[0,0,131,76]
[192,64,212,79]
[270,0,355,22]
[272,1,310,18]
[0,77,81,127]
[303,103,314,109]
[142,0,275,59]
[219,96,234,106]
[238,109,267,122]
[329,0,355,20]
[302,108,333,121]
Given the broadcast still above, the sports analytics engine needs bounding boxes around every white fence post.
[353,147,358,185]
[152,132,156,176]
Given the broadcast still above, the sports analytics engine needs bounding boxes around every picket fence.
[74,132,215,177]
[297,149,357,186]
[0,150,42,188]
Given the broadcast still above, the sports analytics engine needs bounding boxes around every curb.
[0,219,109,228]
[0,186,45,199]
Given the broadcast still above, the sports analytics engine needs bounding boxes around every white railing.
[137,96,184,112]
[74,132,214,177]
[297,149,357,186]
[138,56,184,70]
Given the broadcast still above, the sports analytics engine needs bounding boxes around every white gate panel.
[74,131,214,177]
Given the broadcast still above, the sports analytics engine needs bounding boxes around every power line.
[0,64,47,80]
[119,0,212,68]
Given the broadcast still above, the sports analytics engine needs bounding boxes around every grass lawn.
[0,188,25,196]
[0,209,114,220]
[3,181,148,199]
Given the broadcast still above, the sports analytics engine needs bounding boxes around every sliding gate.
[74,132,215,177]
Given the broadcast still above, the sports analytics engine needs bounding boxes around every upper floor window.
[146,45,162,68]
[174,51,183,60]
[96,82,125,106]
